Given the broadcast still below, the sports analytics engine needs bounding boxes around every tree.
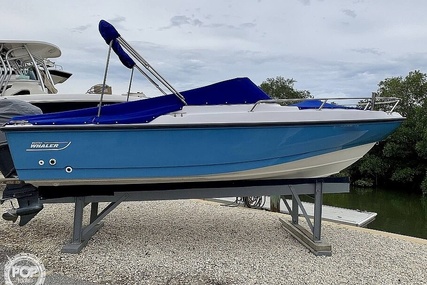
[259,76,312,99]
[378,70,427,117]
[348,70,427,195]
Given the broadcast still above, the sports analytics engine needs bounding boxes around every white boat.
[0,40,139,113]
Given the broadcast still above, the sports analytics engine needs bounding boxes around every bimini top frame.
[96,20,186,118]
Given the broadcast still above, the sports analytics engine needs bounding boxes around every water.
[321,187,427,239]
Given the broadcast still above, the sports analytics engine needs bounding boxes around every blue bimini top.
[10,77,271,125]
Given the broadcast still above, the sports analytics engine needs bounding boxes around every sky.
[3,0,427,98]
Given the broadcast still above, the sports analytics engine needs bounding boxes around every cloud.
[298,0,311,5]
[4,0,425,101]
[71,24,92,33]
[161,15,204,29]
[160,14,256,34]
[104,16,128,31]
[342,9,357,18]
[351,48,383,56]
[239,22,256,29]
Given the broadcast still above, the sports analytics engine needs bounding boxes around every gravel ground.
[0,198,426,285]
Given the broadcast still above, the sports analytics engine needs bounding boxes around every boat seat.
[3,80,44,96]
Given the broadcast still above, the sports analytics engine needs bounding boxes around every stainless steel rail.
[250,96,400,113]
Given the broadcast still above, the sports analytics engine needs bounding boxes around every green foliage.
[378,70,427,117]
[353,179,374,188]
[347,70,427,194]
[421,175,427,196]
[259,76,312,99]
[358,153,389,178]
[390,167,417,183]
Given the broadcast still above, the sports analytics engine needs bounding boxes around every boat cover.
[9,77,271,125]
[292,100,354,109]
[0,98,42,143]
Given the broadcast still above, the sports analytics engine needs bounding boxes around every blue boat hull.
[3,119,403,186]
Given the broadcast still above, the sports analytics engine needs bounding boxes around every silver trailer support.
[279,180,334,256]
[61,195,127,254]
[36,177,349,255]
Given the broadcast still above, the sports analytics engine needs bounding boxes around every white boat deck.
[210,196,377,227]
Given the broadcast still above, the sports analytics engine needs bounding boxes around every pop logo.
[4,253,46,285]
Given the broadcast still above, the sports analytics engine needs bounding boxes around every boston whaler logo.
[27,141,71,151]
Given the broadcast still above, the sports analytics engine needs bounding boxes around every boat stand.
[278,181,333,256]
[61,194,127,253]
[38,177,349,255]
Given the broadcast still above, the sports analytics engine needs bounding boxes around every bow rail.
[250,95,400,113]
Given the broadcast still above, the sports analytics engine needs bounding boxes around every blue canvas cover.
[181,77,270,105]
[10,77,271,125]
[292,100,354,109]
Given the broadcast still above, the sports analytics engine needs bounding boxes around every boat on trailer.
[0,20,404,225]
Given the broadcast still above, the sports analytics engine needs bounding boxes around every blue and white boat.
[1,20,405,188]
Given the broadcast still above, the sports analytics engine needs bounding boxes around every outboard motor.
[0,98,44,225]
